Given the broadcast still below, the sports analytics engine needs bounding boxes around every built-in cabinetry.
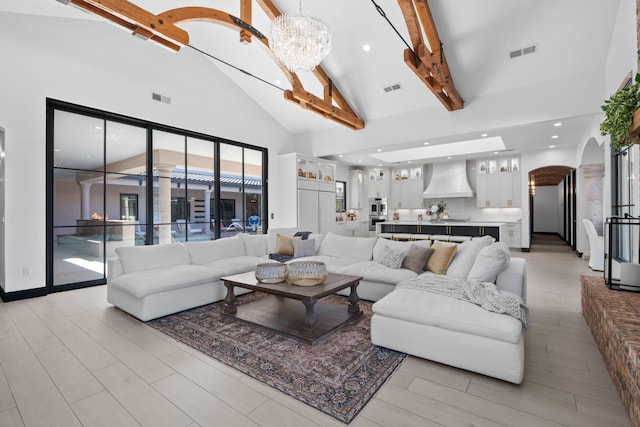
[477,157,521,208]
[339,220,369,237]
[279,153,336,234]
[502,222,522,248]
[390,166,423,209]
[367,168,390,198]
[348,169,365,210]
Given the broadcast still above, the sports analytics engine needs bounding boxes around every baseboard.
[0,286,48,302]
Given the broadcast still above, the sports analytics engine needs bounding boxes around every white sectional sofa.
[107,229,527,383]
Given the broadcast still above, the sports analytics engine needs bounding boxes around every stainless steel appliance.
[369,197,387,216]
[369,216,387,231]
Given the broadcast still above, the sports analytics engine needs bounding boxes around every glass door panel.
[186,137,215,239]
[219,144,243,237]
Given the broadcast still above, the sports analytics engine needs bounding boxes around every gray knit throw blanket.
[397,274,529,328]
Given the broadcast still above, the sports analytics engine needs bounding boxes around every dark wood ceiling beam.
[397,0,464,111]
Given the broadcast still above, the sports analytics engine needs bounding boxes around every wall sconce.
[528,176,536,196]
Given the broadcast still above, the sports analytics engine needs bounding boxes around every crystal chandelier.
[270,1,331,73]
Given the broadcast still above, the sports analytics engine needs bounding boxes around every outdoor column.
[80,182,92,220]
[155,163,175,244]
[204,187,213,232]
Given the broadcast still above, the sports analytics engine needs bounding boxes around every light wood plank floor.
[0,234,632,426]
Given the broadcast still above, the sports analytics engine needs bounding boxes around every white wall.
[533,186,560,233]
[0,13,295,293]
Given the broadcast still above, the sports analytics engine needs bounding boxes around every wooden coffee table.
[221,271,363,345]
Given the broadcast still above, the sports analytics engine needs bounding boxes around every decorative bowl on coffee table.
[287,261,327,286]
[255,263,288,283]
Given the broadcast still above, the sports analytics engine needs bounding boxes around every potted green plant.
[600,51,640,152]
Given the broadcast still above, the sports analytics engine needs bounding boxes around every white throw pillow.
[374,245,406,269]
[318,232,377,261]
[372,238,412,260]
[467,242,511,283]
[446,235,494,278]
[238,233,267,257]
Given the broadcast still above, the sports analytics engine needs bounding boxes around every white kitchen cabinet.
[477,174,500,208]
[389,166,423,209]
[279,153,337,233]
[348,169,364,210]
[503,223,522,248]
[477,156,521,208]
[367,168,390,198]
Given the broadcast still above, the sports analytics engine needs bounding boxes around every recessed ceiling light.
[553,122,563,127]
[357,160,362,163]
[275,79,282,85]
[481,133,488,137]
[493,151,499,154]
[54,148,61,152]
[551,135,559,139]
[423,142,429,145]
[378,164,382,167]
[377,149,382,152]
[363,44,372,52]
[549,145,556,148]
[408,161,412,164]
[338,154,343,158]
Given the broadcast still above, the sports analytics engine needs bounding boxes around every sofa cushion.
[427,241,458,274]
[337,261,418,285]
[238,233,268,257]
[402,245,434,274]
[468,242,511,283]
[289,255,359,273]
[446,235,494,278]
[292,238,316,258]
[185,235,246,265]
[374,245,406,269]
[318,232,376,261]
[203,256,267,276]
[372,287,523,344]
[116,243,190,274]
[109,264,221,298]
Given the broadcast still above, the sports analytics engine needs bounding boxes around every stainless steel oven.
[370,216,387,231]
[369,197,387,217]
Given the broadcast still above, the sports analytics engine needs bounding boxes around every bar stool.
[411,234,431,242]
[430,234,450,242]
[392,233,413,241]
[449,235,472,243]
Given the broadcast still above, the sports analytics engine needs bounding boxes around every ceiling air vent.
[151,92,172,104]
[383,83,402,93]
[509,43,537,59]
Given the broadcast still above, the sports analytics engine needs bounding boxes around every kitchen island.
[377,221,505,241]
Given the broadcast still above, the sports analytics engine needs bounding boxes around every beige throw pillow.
[427,241,458,274]
[275,234,301,256]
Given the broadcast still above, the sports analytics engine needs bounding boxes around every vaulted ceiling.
[1,0,623,165]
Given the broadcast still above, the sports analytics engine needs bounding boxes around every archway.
[528,165,574,249]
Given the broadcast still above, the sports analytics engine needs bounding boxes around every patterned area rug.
[148,293,406,424]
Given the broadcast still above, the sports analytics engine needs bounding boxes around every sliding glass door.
[47,99,268,292]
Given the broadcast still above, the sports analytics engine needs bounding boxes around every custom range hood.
[423,161,474,198]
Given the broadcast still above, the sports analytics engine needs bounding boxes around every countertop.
[379,221,508,227]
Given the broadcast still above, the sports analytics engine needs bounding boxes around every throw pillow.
[275,234,301,256]
[402,245,434,274]
[467,242,511,283]
[292,238,316,258]
[375,245,406,269]
[445,235,494,278]
[427,241,458,274]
